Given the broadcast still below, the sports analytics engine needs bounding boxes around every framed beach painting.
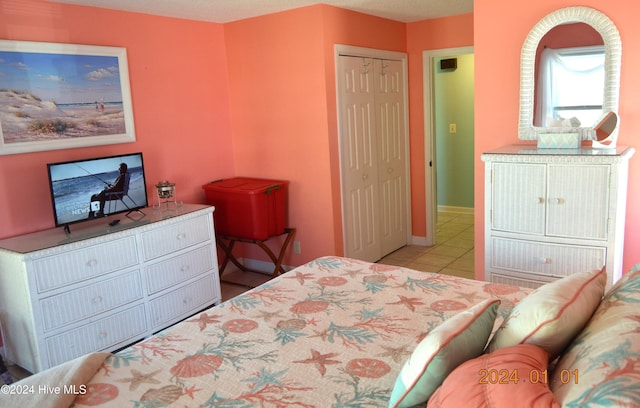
[0,40,135,155]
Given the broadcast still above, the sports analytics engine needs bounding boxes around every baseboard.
[437,205,474,215]
[411,236,429,246]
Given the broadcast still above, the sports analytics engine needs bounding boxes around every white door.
[375,59,408,256]
[339,56,380,262]
[338,55,408,262]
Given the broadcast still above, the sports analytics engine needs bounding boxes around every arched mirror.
[518,7,621,141]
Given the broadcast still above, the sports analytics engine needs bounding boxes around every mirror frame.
[518,6,622,140]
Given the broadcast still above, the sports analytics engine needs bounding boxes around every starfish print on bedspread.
[386,295,425,312]
[186,312,222,331]
[116,368,162,391]
[293,348,342,376]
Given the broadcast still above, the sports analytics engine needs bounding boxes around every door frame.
[335,44,412,258]
[422,46,474,246]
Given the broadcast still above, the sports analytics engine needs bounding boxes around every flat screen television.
[47,152,148,229]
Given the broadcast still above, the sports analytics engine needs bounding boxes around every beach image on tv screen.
[48,154,147,225]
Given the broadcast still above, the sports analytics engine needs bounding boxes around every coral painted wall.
[224,5,407,265]
[474,0,640,277]
[0,0,234,239]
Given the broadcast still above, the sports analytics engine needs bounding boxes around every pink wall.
[0,0,234,239]
[224,5,407,265]
[406,14,474,238]
[475,1,640,277]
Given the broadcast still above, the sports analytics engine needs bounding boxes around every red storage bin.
[202,177,288,240]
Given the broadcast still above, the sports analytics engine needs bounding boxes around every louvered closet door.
[375,59,407,256]
[339,56,381,262]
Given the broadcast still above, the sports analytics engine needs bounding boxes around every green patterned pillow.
[550,265,640,406]
[388,299,500,408]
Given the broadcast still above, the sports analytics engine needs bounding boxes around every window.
[535,46,605,127]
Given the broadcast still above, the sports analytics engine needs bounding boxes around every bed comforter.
[4,256,532,407]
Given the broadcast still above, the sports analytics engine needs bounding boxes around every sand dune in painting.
[0,89,125,144]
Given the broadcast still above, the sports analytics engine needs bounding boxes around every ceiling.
[46,0,473,24]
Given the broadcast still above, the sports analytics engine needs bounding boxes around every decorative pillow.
[427,344,560,407]
[551,263,640,406]
[388,299,500,408]
[487,267,605,359]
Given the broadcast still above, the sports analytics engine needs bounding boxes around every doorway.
[423,47,474,246]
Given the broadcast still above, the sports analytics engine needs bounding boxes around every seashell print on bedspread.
[76,256,531,407]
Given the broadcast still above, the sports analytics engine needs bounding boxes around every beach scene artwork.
[0,41,135,154]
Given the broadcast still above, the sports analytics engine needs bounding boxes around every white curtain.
[535,46,604,127]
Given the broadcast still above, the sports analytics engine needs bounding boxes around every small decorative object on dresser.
[0,204,220,373]
[482,145,634,289]
[154,180,182,209]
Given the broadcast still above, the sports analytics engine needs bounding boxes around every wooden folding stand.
[216,228,296,287]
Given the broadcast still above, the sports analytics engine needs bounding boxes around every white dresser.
[482,145,634,289]
[0,204,220,373]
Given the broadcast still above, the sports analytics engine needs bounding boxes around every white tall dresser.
[482,145,634,289]
[0,204,221,373]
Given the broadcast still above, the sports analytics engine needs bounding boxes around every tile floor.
[378,210,475,279]
[3,211,473,383]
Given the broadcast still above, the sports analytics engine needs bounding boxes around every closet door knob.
[537,197,545,204]
[362,174,368,180]
[555,198,565,204]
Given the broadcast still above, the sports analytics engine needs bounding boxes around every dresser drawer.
[490,237,606,278]
[34,237,138,293]
[46,304,147,367]
[145,245,215,295]
[490,272,549,289]
[140,214,212,260]
[149,275,216,329]
[40,270,143,332]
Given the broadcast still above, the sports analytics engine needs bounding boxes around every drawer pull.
[539,257,552,264]
[98,331,108,339]
[176,233,187,241]
[183,296,193,304]
[86,259,98,267]
[93,295,103,304]
[180,265,191,272]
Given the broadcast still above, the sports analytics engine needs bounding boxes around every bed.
[5,256,640,407]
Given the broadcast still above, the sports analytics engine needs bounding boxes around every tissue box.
[537,133,580,149]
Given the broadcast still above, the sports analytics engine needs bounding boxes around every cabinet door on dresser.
[491,163,546,235]
[546,164,610,240]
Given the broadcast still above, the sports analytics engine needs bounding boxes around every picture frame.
[0,40,136,155]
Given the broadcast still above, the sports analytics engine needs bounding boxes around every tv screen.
[47,152,148,227]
